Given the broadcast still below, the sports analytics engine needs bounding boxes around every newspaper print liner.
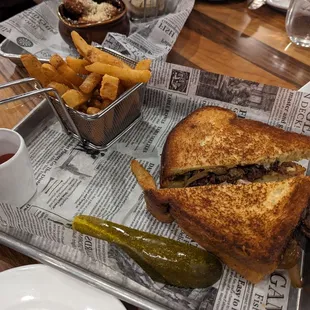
[1,60,310,309]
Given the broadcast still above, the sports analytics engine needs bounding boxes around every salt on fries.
[20,54,50,87]
[66,56,90,75]
[20,31,152,116]
[71,31,130,69]
[100,74,120,101]
[41,63,72,86]
[79,72,102,94]
[135,59,151,70]
[47,82,70,97]
[49,54,84,87]
[61,89,90,109]
[85,63,151,84]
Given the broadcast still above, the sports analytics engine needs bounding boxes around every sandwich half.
[161,107,310,188]
[142,175,310,283]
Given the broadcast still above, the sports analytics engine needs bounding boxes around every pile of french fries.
[21,31,152,116]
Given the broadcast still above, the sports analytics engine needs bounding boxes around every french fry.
[21,54,50,87]
[50,54,84,87]
[71,31,130,69]
[66,56,90,75]
[61,89,90,109]
[100,74,120,101]
[87,107,101,115]
[130,160,157,190]
[47,82,70,97]
[135,59,151,70]
[86,63,151,84]
[79,104,88,113]
[89,98,103,109]
[49,54,65,68]
[70,31,91,58]
[42,63,72,86]
[87,48,131,69]
[79,72,101,94]
[101,99,113,109]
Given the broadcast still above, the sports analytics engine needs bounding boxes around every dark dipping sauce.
[0,153,15,165]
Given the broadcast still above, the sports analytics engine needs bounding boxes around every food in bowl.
[58,0,129,45]
[63,0,119,24]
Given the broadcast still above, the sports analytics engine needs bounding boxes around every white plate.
[0,264,126,310]
[266,0,290,11]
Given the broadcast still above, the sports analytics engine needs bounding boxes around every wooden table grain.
[0,0,309,304]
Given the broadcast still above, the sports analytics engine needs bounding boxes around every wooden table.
[0,0,309,304]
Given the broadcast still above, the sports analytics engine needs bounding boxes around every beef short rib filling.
[300,204,310,239]
[285,203,310,270]
[170,161,304,187]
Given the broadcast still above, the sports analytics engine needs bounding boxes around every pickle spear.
[72,215,222,288]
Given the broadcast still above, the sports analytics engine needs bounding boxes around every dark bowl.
[58,0,130,46]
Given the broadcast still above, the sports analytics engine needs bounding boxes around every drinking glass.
[286,0,310,47]
[124,0,177,22]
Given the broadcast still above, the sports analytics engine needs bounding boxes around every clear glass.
[123,0,177,22]
[286,0,310,47]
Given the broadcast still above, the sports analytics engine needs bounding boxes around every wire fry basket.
[0,49,145,150]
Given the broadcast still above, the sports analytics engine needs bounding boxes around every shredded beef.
[244,165,266,181]
[228,168,245,178]
[188,161,283,187]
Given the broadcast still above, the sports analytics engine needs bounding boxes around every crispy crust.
[160,107,310,188]
[145,176,310,283]
[144,192,174,223]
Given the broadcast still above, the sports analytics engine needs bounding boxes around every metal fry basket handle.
[0,77,84,144]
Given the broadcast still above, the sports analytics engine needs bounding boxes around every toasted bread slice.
[144,176,310,283]
[161,107,310,188]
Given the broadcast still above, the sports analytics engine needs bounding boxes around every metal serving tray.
[0,99,167,310]
[0,98,308,310]
[1,37,310,310]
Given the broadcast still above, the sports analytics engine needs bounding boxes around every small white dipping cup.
[0,128,36,207]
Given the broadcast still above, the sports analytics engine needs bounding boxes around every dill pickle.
[72,215,222,288]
